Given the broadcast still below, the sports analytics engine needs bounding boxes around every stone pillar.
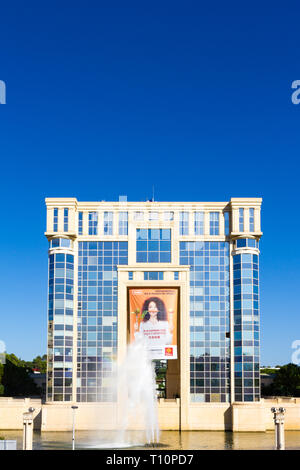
[23,409,34,450]
[272,407,286,450]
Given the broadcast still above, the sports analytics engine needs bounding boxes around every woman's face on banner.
[148,301,158,319]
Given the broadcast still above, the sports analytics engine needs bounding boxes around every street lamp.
[71,406,78,450]
[271,407,286,450]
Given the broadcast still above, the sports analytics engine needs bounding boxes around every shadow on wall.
[33,409,42,430]
[224,407,232,430]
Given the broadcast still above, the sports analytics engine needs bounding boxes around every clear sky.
[0,1,299,365]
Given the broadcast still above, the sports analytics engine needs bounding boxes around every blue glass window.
[104,212,113,235]
[209,212,219,235]
[164,211,174,221]
[249,208,254,232]
[134,211,144,221]
[119,212,128,235]
[247,239,256,248]
[78,212,83,235]
[144,272,164,280]
[64,208,69,232]
[149,212,159,221]
[236,239,247,248]
[239,208,244,232]
[224,212,230,236]
[180,212,189,235]
[194,212,204,235]
[136,229,171,263]
[50,238,71,249]
[53,208,58,232]
[236,239,259,249]
[88,212,98,235]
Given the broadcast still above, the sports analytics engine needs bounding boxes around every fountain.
[89,335,160,449]
[115,335,160,447]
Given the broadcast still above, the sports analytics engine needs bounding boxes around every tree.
[270,363,300,397]
[0,363,4,396]
[1,354,40,397]
[31,355,47,373]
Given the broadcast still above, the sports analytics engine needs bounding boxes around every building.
[260,373,276,389]
[44,197,262,430]
[29,371,47,400]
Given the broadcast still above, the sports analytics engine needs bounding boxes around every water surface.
[1,430,300,450]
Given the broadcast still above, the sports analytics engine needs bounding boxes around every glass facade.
[180,241,230,403]
[78,212,83,235]
[149,211,159,221]
[224,212,230,236]
[164,211,174,221]
[236,238,259,249]
[233,253,260,401]
[209,212,219,235]
[104,212,113,235]
[50,238,72,249]
[194,212,204,235]
[134,211,144,221]
[47,252,74,402]
[144,271,164,280]
[179,212,189,235]
[88,212,98,235]
[118,212,128,235]
[53,208,58,232]
[64,208,68,232]
[76,241,128,402]
[249,208,254,232]
[239,208,244,232]
[136,229,171,263]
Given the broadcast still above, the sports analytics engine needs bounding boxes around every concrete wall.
[263,398,300,431]
[1,397,300,432]
[185,403,232,431]
[41,402,117,431]
[0,398,42,430]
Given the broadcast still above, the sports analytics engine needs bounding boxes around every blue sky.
[0,1,299,365]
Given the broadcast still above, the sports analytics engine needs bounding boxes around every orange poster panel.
[129,288,178,360]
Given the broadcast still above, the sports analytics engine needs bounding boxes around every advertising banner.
[129,288,178,360]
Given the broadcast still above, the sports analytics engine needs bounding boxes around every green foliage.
[156,367,167,379]
[272,363,300,396]
[0,363,4,394]
[31,355,47,373]
[260,368,277,374]
[262,363,300,397]
[0,353,47,397]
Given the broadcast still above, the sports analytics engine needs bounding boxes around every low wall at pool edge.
[1,397,300,432]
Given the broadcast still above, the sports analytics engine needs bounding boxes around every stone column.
[272,407,286,450]
[23,409,34,450]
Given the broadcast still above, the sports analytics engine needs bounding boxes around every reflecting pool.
[1,430,300,450]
